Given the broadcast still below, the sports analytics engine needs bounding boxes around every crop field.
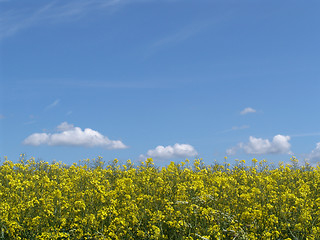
[0,156,319,240]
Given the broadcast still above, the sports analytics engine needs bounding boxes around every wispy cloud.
[146,20,214,57]
[227,134,292,155]
[22,79,172,89]
[62,80,168,89]
[45,99,60,110]
[1,2,56,40]
[23,121,128,149]
[152,22,206,48]
[23,120,36,125]
[0,0,130,40]
[23,114,36,125]
[290,132,320,138]
[147,12,230,56]
[140,143,198,160]
[240,107,256,115]
[306,143,320,163]
[0,114,4,119]
[221,125,249,133]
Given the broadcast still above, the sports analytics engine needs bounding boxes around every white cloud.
[0,114,4,119]
[23,122,127,149]
[140,143,198,160]
[226,146,238,156]
[56,122,74,131]
[227,134,292,155]
[307,143,320,163]
[240,107,256,115]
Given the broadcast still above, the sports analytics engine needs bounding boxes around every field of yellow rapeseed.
[0,155,319,239]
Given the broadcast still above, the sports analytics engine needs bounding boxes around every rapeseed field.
[0,155,319,240]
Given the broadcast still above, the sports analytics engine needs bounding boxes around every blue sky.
[1,0,320,166]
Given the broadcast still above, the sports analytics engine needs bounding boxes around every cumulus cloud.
[227,134,292,155]
[23,122,127,149]
[140,143,198,160]
[56,122,74,131]
[240,107,256,115]
[307,143,320,163]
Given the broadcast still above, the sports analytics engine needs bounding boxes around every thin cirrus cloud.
[227,134,292,155]
[45,99,60,110]
[221,125,249,133]
[23,122,128,149]
[147,18,221,56]
[0,0,133,40]
[140,143,198,160]
[240,107,256,115]
[152,21,208,48]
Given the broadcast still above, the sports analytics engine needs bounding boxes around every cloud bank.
[23,122,127,149]
[140,143,198,160]
[227,134,292,155]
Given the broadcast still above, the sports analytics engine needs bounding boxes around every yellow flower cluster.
[0,156,320,239]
